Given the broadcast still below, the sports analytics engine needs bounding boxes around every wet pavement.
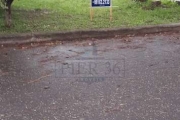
[1,32,180,120]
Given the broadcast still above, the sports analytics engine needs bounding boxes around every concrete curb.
[0,23,180,46]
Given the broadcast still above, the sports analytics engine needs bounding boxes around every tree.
[0,0,14,27]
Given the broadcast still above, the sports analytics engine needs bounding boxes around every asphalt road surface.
[1,32,180,120]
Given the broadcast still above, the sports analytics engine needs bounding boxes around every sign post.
[90,0,112,21]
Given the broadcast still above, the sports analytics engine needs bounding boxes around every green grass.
[1,0,180,34]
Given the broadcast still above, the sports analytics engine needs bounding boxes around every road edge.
[0,23,180,46]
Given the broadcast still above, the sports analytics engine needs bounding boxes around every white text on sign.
[93,0,110,5]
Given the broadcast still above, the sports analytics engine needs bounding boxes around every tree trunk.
[5,5,11,27]
[4,0,14,27]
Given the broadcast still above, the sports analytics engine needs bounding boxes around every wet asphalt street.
[1,33,180,120]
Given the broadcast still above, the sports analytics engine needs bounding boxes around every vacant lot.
[0,0,180,34]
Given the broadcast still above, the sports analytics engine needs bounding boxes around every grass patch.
[0,0,180,34]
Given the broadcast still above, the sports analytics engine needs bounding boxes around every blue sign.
[91,0,111,7]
